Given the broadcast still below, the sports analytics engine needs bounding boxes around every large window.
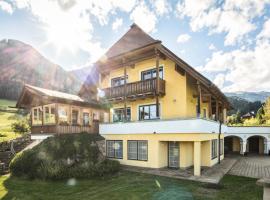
[58,106,68,125]
[72,110,79,125]
[83,112,90,126]
[44,105,55,124]
[106,140,123,159]
[141,67,163,80]
[220,139,224,155]
[128,141,148,161]
[139,104,159,120]
[111,75,128,87]
[32,107,42,125]
[211,139,218,159]
[113,108,131,122]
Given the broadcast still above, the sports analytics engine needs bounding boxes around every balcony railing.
[102,78,165,101]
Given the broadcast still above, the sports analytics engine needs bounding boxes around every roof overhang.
[16,85,101,109]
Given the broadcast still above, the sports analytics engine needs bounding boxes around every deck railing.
[102,78,165,100]
[31,122,99,135]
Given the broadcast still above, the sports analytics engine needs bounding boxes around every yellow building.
[81,24,231,176]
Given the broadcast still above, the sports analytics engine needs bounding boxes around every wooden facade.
[16,84,109,135]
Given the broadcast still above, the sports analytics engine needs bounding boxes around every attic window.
[175,64,185,76]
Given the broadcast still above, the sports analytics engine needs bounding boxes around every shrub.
[11,119,30,134]
[10,134,120,180]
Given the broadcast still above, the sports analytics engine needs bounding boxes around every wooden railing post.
[155,49,160,118]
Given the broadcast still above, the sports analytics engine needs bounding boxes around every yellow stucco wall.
[232,137,241,152]
[100,58,198,121]
[259,137,264,154]
[103,133,224,169]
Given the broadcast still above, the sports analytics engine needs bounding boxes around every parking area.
[228,155,270,178]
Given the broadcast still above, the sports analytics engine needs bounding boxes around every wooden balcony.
[102,78,165,102]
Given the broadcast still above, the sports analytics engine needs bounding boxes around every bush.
[11,119,30,134]
[10,134,120,180]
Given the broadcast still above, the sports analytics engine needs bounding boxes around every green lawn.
[0,99,23,142]
[0,171,262,200]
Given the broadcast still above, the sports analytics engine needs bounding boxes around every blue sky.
[0,0,270,92]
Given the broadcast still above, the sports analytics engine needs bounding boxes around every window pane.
[114,141,123,159]
[138,141,147,161]
[106,141,114,158]
[139,107,144,120]
[72,110,79,125]
[150,105,157,119]
[58,107,68,124]
[83,113,89,126]
[128,141,137,160]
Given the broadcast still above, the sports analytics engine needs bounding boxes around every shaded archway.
[247,135,266,154]
[224,136,242,154]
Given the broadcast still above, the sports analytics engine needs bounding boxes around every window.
[83,112,90,126]
[106,140,123,159]
[220,139,224,155]
[141,67,163,80]
[211,139,218,159]
[72,110,79,125]
[113,108,131,122]
[44,105,55,124]
[32,107,42,125]
[139,104,159,120]
[111,76,128,87]
[128,141,148,161]
[58,106,68,125]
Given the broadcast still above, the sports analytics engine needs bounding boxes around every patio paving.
[229,155,270,179]
[123,157,238,184]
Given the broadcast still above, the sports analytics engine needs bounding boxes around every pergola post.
[208,96,212,119]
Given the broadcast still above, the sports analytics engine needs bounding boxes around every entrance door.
[168,142,179,168]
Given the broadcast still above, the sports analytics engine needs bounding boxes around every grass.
[0,99,23,142]
[0,171,262,200]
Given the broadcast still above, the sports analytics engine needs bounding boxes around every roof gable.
[104,23,159,59]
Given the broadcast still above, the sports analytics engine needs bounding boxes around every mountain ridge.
[0,39,81,100]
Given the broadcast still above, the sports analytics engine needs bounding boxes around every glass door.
[168,142,179,168]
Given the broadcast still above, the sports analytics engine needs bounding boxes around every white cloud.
[201,40,270,92]
[177,0,270,46]
[213,73,226,88]
[177,34,191,43]
[257,18,270,40]
[112,18,123,31]
[209,43,216,50]
[130,1,157,33]
[0,1,13,14]
[152,0,171,16]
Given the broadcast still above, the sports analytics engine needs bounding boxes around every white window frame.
[106,140,123,159]
[127,140,148,161]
